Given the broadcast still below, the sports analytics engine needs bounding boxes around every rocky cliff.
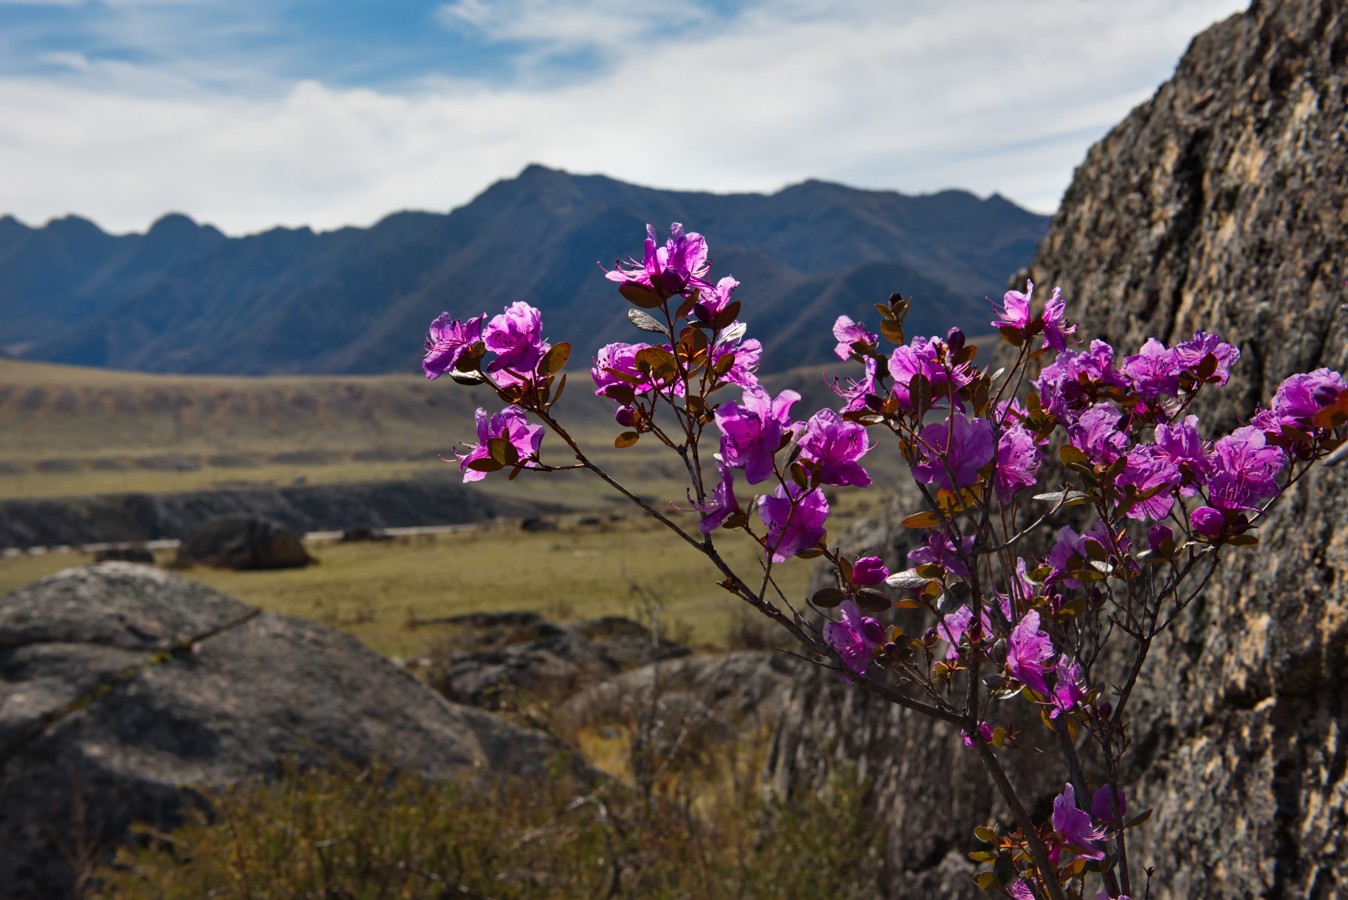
[769,1,1348,896]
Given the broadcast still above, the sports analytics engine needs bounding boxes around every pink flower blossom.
[912,414,996,491]
[422,312,485,381]
[1006,609,1053,696]
[757,482,828,563]
[798,409,873,487]
[606,223,710,298]
[483,301,550,378]
[832,315,877,361]
[454,407,544,483]
[1052,783,1107,861]
[715,386,801,484]
[851,555,889,586]
[823,600,883,674]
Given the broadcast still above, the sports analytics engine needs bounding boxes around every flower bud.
[1190,506,1225,539]
[946,327,966,355]
[851,555,889,586]
[1148,524,1174,554]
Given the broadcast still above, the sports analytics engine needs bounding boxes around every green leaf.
[812,587,846,608]
[487,436,519,466]
[711,300,741,330]
[973,825,998,844]
[538,342,571,377]
[884,568,931,590]
[466,457,503,473]
[619,282,665,309]
[627,308,669,335]
[1059,445,1090,467]
[854,589,890,613]
[1227,532,1259,546]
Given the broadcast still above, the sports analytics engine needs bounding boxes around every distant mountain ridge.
[0,166,1050,376]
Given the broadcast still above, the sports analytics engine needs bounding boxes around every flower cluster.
[420,224,1346,900]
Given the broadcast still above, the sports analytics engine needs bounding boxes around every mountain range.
[0,165,1050,376]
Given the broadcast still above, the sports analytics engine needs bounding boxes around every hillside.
[2,167,1048,376]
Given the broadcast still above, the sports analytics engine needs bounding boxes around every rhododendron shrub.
[422,224,1347,900]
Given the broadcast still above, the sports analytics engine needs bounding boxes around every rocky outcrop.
[173,516,312,570]
[429,612,689,710]
[0,563,582,899]
[770,1,1348,897]
[0,475,543,551]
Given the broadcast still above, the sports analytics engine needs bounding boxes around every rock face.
[430,612,689,710]
[173,516,312,569]
[771,1,1348,897]
[0,563,579,899]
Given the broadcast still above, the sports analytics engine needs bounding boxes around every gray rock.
[173,516,312,570]
[430,613,689,711]
[0,563,580,899]
[560,650,797,734]
[771,1,1348,896]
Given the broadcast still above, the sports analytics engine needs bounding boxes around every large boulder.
[769,1,1348,896]
[173,516,311,570]
[0,563,581,899]
[430,612,689,710]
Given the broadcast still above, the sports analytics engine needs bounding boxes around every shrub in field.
[420,223,1347,899]
[93,757,882,899]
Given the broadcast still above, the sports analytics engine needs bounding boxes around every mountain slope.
[10,167,1048,376]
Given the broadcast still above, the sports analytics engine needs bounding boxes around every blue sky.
[0,0,1248,235]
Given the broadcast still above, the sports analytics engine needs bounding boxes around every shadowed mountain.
[7,166,1048,376]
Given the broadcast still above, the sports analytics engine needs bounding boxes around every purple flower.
[1006,609,1053,696]
[830,356,880,414]
[1068,404,1130,466]
[1050,657,1088,718]
[995,423,1041,504]
[908,531,975,579]
[991,282,1034,332]
[1091,784,1126,825]
[1252,368,1348,432]
[592,341,657,398]
[1190,506,1226,539]
[483,302,550,378]
[454,407,544,483]
[888,335,973,409]
[1175,331,1240,386]
[1121,337,1181,400]
[823,600,882,674]
[832,315,877,361]
[1035,340,1127,419]
[715,386,801,484]
[992,281,1076,351]
[1153,415,1212,495]
[851,555,889,586]
[757,482,828,563]
[912,414,996,491]
[1040,284,1076,352]
[606,223,710,298]
[1207,426,1286,511]
[423,312,485,381]
[1052,783,1107,860]
[693,275,739,323]
[693,464,740,535]
[798,409,873,487]
[709,332,762,389]
[1148,523,1174,553]
[1116,447,1181,521]
[937,604,984,660]
[960,721,994,748]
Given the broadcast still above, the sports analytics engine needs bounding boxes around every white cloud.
[0,0,1248,234]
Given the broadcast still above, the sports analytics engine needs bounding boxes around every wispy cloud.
[0,0,1248,234]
